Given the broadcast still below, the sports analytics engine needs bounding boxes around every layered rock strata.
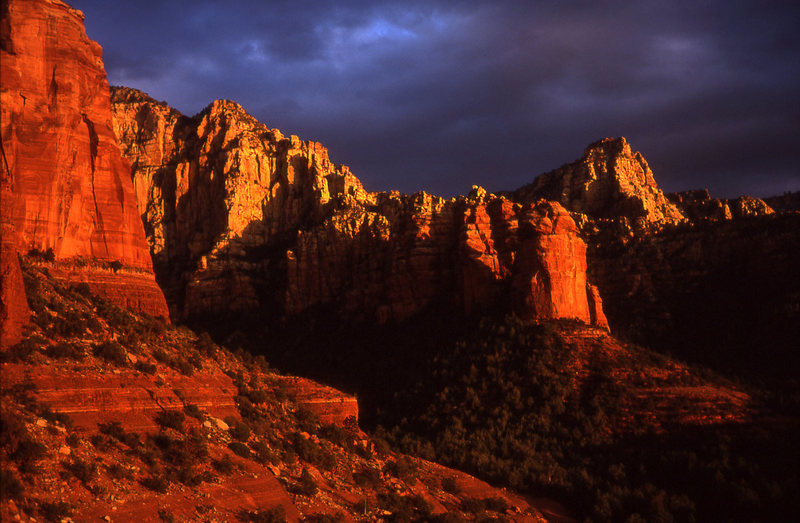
[112,88,608,329]
[0,0,167,317]
[0,186,29,349]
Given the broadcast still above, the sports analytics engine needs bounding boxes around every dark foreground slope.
[0,257,552,522]
[379,317,799,522]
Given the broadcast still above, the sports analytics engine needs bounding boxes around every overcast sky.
[72,0,800,198]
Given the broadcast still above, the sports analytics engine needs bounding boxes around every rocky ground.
[0,258,552,522]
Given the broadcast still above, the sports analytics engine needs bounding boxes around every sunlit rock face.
[512,137,686,230]
[112,88,607,329]
[0,0,168,317]
[0,187,30,349]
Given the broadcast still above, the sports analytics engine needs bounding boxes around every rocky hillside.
[1,257,555,522]
[506,136,800,384]
[110,88,607,330]
[0,0,167,319]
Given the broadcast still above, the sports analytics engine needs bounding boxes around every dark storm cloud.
[73,0,800,197]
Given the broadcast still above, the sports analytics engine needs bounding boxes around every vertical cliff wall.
[111,88,607,329]
[509,136,797,378]
[0,0,168,317]
[0,184,29,349]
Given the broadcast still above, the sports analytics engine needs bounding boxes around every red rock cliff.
[111,88,606,328]
[0,0,167,317]
[512,137,686,230]
[0,185,30,349]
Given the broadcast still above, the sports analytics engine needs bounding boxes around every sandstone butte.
[0,0,168,331]
[509,136,777,234]
[506,135,792,371]
[511,136,688,231]
[110,87,608,330]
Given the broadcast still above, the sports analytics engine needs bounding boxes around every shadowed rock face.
[111,88,607,329]
[0,0,167,317]
[667,189,775,223]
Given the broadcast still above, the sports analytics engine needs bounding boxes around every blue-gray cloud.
[74,0,800,197]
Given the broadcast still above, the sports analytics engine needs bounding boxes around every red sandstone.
[0,0,168,318]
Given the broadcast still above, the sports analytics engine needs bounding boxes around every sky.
[72,0,800,198]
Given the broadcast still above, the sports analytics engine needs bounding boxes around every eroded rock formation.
[0,0,167,317]
[112,88,608,329]
[511,137,686,230]
[667,189,775,222]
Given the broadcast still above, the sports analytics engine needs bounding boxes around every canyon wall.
[0,185,29,349]
[111,88,607,329]
[511,136,798,379]
[0,0,167,318]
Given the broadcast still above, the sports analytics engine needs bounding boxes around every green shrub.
[229,441,251,458]
[65,458,98,484]
[250,440,279,465]
[292,433,334,470]
[245,388,270,404]
[296,467,318,496]
[384,456,418,483]
[353,466,382,487]
[39,405,72,427]
[65,433,80,448]
[107,463,134,480]
[134,361,157,374]
[0,469,24,500]
[318,424,350,448]
[45,341,85,361]
[184,404,204,419]
[90,434,114,452]
[1,336,44,362]
[39,500,72,522]
[213,455,236,475]
[441,476,460,494]
[378,492,432,521]
[71,282,92,297]
[93,340,127,366]
[295,406,320,433]
[302,514,345,523]
[141,474,170,493]
[196,332,218,355]
[229,420,252,442]
[12,439,47,473]
[155,410,185,432]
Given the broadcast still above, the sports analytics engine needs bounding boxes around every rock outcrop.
[667,189,775,222]
[511,137,686,230]
[0,0,167,317]
[111,88,608,329]
[765,191,800,213]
